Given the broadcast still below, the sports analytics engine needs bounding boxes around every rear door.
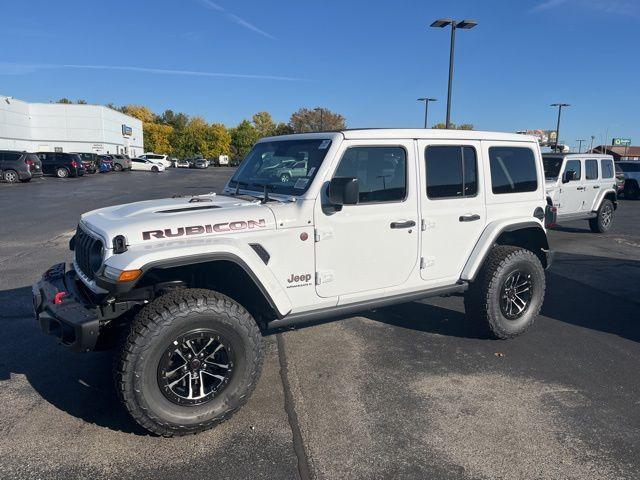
[583,159,600,211]
[314,140,419,298]
[417,140,486,283]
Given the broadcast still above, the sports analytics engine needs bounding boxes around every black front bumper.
[32,263,101,352]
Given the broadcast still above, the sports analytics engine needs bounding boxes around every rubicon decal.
[142,219,266,240]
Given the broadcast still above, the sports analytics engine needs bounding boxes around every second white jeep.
[32,129,554,436]
[543,153,618,233]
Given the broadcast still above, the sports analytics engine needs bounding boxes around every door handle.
[390,220,416,229]
[593,185,600,189]
[459,214,481,222]
[576,186,586,191]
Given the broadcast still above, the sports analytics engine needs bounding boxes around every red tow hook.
[53,292,68,305]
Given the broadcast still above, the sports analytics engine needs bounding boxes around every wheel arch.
[592,188,618,212]
[461,220,550,282]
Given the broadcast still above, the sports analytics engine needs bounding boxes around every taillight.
[71,160,78,168]
[25,158,34,166]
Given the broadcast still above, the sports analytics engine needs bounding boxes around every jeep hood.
[80,194,276,248]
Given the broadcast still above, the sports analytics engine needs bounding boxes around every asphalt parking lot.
[1,169,639,479]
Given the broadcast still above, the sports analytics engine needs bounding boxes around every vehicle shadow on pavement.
[0,285,147,435]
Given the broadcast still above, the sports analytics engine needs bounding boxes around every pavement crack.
[277,333,313,480]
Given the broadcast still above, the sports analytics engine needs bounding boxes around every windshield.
[229,138,332,195]
[543,156,563,180]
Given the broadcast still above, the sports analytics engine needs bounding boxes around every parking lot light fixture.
[417,98,437,128]
[430,19,478,129]
[551,103,570,152]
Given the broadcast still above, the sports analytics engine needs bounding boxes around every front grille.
[75,225,102,281]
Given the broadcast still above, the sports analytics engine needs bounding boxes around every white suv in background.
[140,153,172,168]
[543,153,618,233]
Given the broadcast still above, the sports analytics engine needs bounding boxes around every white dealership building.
[0,94,143,156]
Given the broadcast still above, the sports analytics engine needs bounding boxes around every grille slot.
[75,225,102,281]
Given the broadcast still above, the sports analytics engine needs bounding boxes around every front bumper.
[32,263,100,352]
[32,263,139,352]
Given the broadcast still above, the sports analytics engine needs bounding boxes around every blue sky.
[1,0,639,148]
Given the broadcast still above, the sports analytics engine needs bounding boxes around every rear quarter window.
[601,159,614,178]
[489,147,538,194]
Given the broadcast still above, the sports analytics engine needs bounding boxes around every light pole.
[576,139,585,153]
[417,97,437,128]
[430,19,477,129]
[551,103,570,152]
[589,135,595,152]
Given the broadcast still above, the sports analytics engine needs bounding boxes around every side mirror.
[562,170,576,183]
[328,177,359,206]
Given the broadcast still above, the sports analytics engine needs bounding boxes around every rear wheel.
[3,170,19,183]
[114,289,264,436]
[56,167,69,178]
[589,199,614,233]
[151,166,159,172]
[114,163,123,172]
[464,245,545,339]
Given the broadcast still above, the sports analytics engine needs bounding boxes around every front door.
[418,141,486,283]
[557,159,584,215]
[314,141,419,299]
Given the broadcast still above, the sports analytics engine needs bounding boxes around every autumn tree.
[121,105,157,124]
[273,122,294,136]
[230,120,258,160]
[289,107,346,133]
[208,123,232,158]
[252,111,276,138]
[144,123,174,154]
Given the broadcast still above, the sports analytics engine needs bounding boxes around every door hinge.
[421,219,436,231]
[315,270,334,285]
[420,256,435,269]
[314,228,334,242]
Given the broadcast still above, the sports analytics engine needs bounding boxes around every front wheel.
[464,245,545,339]
[56,167,69,178]
[589,199,614,233]
[151,166,159,172]
[114,289,264,436]
[114,163,123,172]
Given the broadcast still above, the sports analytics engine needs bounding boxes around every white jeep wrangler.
[543,153,618,233]
[33,129,554,436]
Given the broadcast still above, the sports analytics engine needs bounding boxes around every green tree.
[457,123,474,130]
[273,122,294,136]
[207,123,232,157]
[431,122,474,130]
[56,98,72,104]
[289,107,346,133]
[230,120,258,160]
[252,111,276,138]
[160,109,189,131]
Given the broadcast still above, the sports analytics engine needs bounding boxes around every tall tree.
[252,111,276,138]
[56,98,72,104]
[144,123,174,154]
[289,107,346,133]
[273,122,294,136]
[160,109,189,131]
[121,105,157,124]
[230,120,259,160]
[207,123,232,158]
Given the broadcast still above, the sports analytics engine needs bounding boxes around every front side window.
[334,146,406,203]
[425,145,478,199]
[601,159,614,178]
[489,147,538,194]
[230,139,333,196]
[564,160,581,180]
[585,159,598,180]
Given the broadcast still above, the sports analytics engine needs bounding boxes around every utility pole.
[551,103,570,152]
[576,139,585,153]
[589,135,595,152]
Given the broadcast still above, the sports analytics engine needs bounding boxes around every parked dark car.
[37,152,85,178]
[615,164,626,195]
[111,154,132,171]
[0,150,43,183]
[99,155,115,173]
[74,152,99,174]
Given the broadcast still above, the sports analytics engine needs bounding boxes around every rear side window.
[3,152,22,162]
[425,145,478,199]
[601,159,614,178]
[564,160,581,180]
[619,163,640,172]
[585,160,598,180]
[334,146,406,203]
[488,147,538,194]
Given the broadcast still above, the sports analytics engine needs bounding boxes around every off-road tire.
[114,163,123,172]
[56,167,69,178]
[3,170,19,183]
[464,245,545,339]
[589,199,614,233]
[114,288,264,437]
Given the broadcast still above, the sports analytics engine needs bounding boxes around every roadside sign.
[612,138,631,146]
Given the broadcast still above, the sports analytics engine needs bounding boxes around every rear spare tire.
[114,289,264,436]
[464,245,545,339]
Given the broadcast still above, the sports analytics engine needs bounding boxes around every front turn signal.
[117,269,142,282]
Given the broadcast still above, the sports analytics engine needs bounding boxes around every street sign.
[612,138,631,146]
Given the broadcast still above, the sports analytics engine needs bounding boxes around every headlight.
[89,240,105,274]
[103,265,122,280]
